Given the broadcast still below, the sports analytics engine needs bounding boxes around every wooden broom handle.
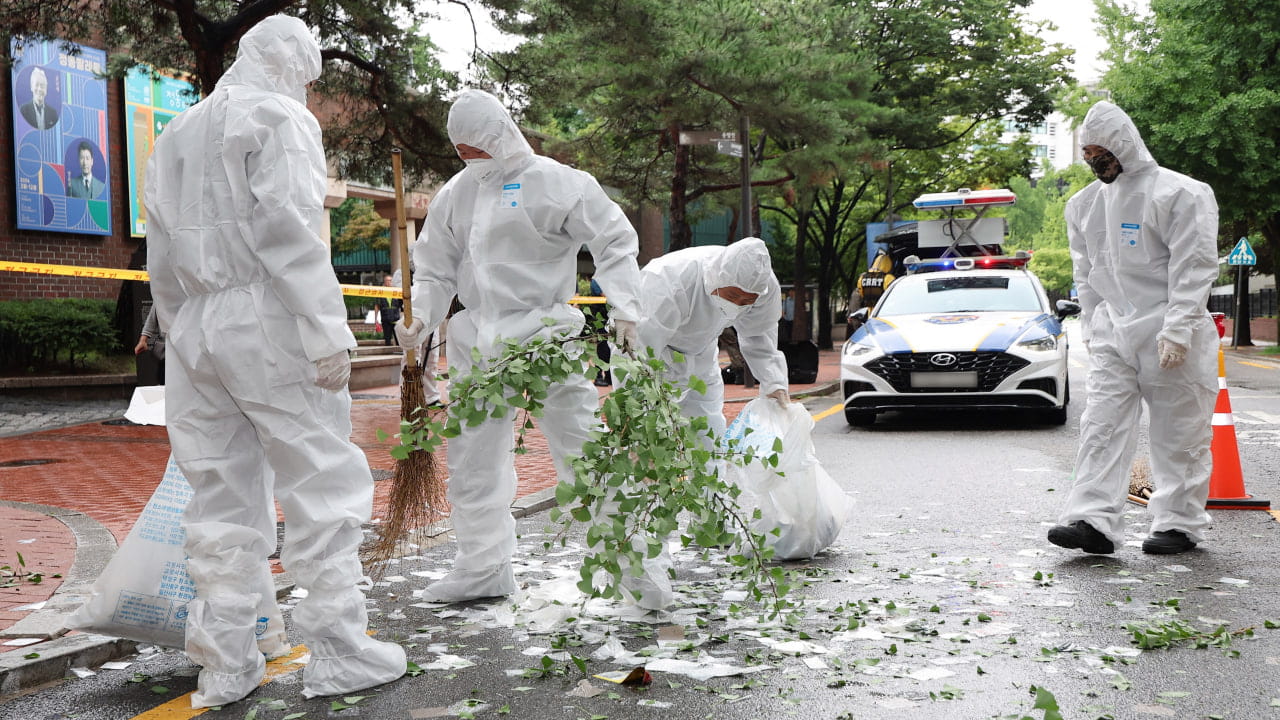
[391,149,416,367]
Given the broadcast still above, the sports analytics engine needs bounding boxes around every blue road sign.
[1227,237,1257,266]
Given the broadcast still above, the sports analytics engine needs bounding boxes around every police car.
[841,253,1080,427]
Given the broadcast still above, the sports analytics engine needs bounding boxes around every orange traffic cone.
[1206,349,1270,510]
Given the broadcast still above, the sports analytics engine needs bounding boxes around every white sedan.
[841,261,1079,427]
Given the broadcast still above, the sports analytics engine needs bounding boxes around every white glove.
[1158,338,1187,370]
[612,319,638,356]
[314,350,351,390]
[766,388,790,408]
[395,317,427,349]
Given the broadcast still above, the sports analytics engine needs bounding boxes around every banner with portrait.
[124,67,197,238]
[10,37,111,236]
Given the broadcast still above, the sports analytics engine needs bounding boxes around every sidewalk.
[0,346,842,696]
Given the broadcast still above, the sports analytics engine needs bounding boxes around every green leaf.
[1031,686,1063,720]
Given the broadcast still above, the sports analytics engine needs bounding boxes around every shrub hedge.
[0,298,120,371]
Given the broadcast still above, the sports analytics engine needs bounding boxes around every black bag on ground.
[780,340,819,384]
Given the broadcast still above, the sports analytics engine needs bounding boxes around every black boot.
[1047,520,1115,554]
[1142,530,1196,554]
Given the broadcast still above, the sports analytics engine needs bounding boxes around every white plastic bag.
[724,398,852,560]
[67,455,288,654]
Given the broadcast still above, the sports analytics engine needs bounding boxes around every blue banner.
[124,66,197,237]
[11,37,111,236]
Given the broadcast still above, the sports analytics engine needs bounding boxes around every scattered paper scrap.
[101,661,133,670]
[2,638,42,647]
[566,679,604,698]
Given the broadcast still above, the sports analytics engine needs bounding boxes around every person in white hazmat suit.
[144,16,405,707]
[1046,101,1219,556]
[395,88,642,603]
[617,239,792,609]
[638,238,792,434]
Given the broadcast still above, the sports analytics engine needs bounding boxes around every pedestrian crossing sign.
[1227,237,1256,266]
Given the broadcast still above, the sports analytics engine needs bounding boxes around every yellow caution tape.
[0,260,149,282]
[2,261,608,304]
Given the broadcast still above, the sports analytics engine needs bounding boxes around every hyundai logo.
[930,353,958,367]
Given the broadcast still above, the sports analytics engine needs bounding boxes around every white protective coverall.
[1058,101,1219,546]
[145,16,404,707]
[410,89,642,603]
[637,238,789,437]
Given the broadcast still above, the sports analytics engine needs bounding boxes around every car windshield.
[877,274,1042,315]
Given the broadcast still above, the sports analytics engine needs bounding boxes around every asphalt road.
[4,337,1279,720]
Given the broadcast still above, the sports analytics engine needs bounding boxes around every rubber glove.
[766,388,790,408]
[396,317,427,349]
[613,319,638,356]
[314,350,351,390]
[1158,338,1187,370]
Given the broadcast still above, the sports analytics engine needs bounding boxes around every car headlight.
[843,339,879,358]
[1016,333,1058,352]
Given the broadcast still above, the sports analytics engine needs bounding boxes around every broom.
[364,148,448,569]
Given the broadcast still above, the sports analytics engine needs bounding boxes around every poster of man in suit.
[10,36,111,235]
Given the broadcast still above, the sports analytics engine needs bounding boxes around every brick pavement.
[0,505,76,631]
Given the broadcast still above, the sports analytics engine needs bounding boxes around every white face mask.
[713,295,748,320]
[463,157,499,183]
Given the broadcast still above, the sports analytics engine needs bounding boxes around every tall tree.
[1095,0,1280,340]
[2,0,466,185]
[487,0,880,248]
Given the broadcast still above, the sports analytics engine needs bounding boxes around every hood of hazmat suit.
[1059,101,1219,547]
[640,238,788,396]
[411,88,641,350]
[144,15,404,707]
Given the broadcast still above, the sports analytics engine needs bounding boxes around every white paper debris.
[101,661,133,670]
[421,654,476,670]
[908,667,955,681]
[644,655,770,681]
[2,638,42,647]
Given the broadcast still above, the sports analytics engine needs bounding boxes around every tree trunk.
[790,191,813,344]
[669,123,691,251]
[1265,213,1280,345]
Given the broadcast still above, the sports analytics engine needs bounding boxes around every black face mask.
[1085,151,1123,184]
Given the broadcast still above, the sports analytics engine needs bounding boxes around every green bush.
[0,299,119,371]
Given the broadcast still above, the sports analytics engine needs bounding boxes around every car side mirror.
[850,307,870,322]
[1055,299,1081,320]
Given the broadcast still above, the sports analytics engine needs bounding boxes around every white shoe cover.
[420,564,516,603]
[301,636,407,699]
[190,654,265,709]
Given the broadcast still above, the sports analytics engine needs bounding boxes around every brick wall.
[1,45,140,302]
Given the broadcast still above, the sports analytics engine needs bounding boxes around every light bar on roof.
[913,188,1017,209]
[905,253,1031,273]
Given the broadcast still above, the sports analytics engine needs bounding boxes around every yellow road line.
[811,402,845,422]
[131,644,309,720]
[1238,361,1276,370]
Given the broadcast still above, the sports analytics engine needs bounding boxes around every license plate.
[910,371,978,389]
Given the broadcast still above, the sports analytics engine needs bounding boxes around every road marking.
[131,644,309,719]
[812,403,845,422]
[1238,361,1276,370]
